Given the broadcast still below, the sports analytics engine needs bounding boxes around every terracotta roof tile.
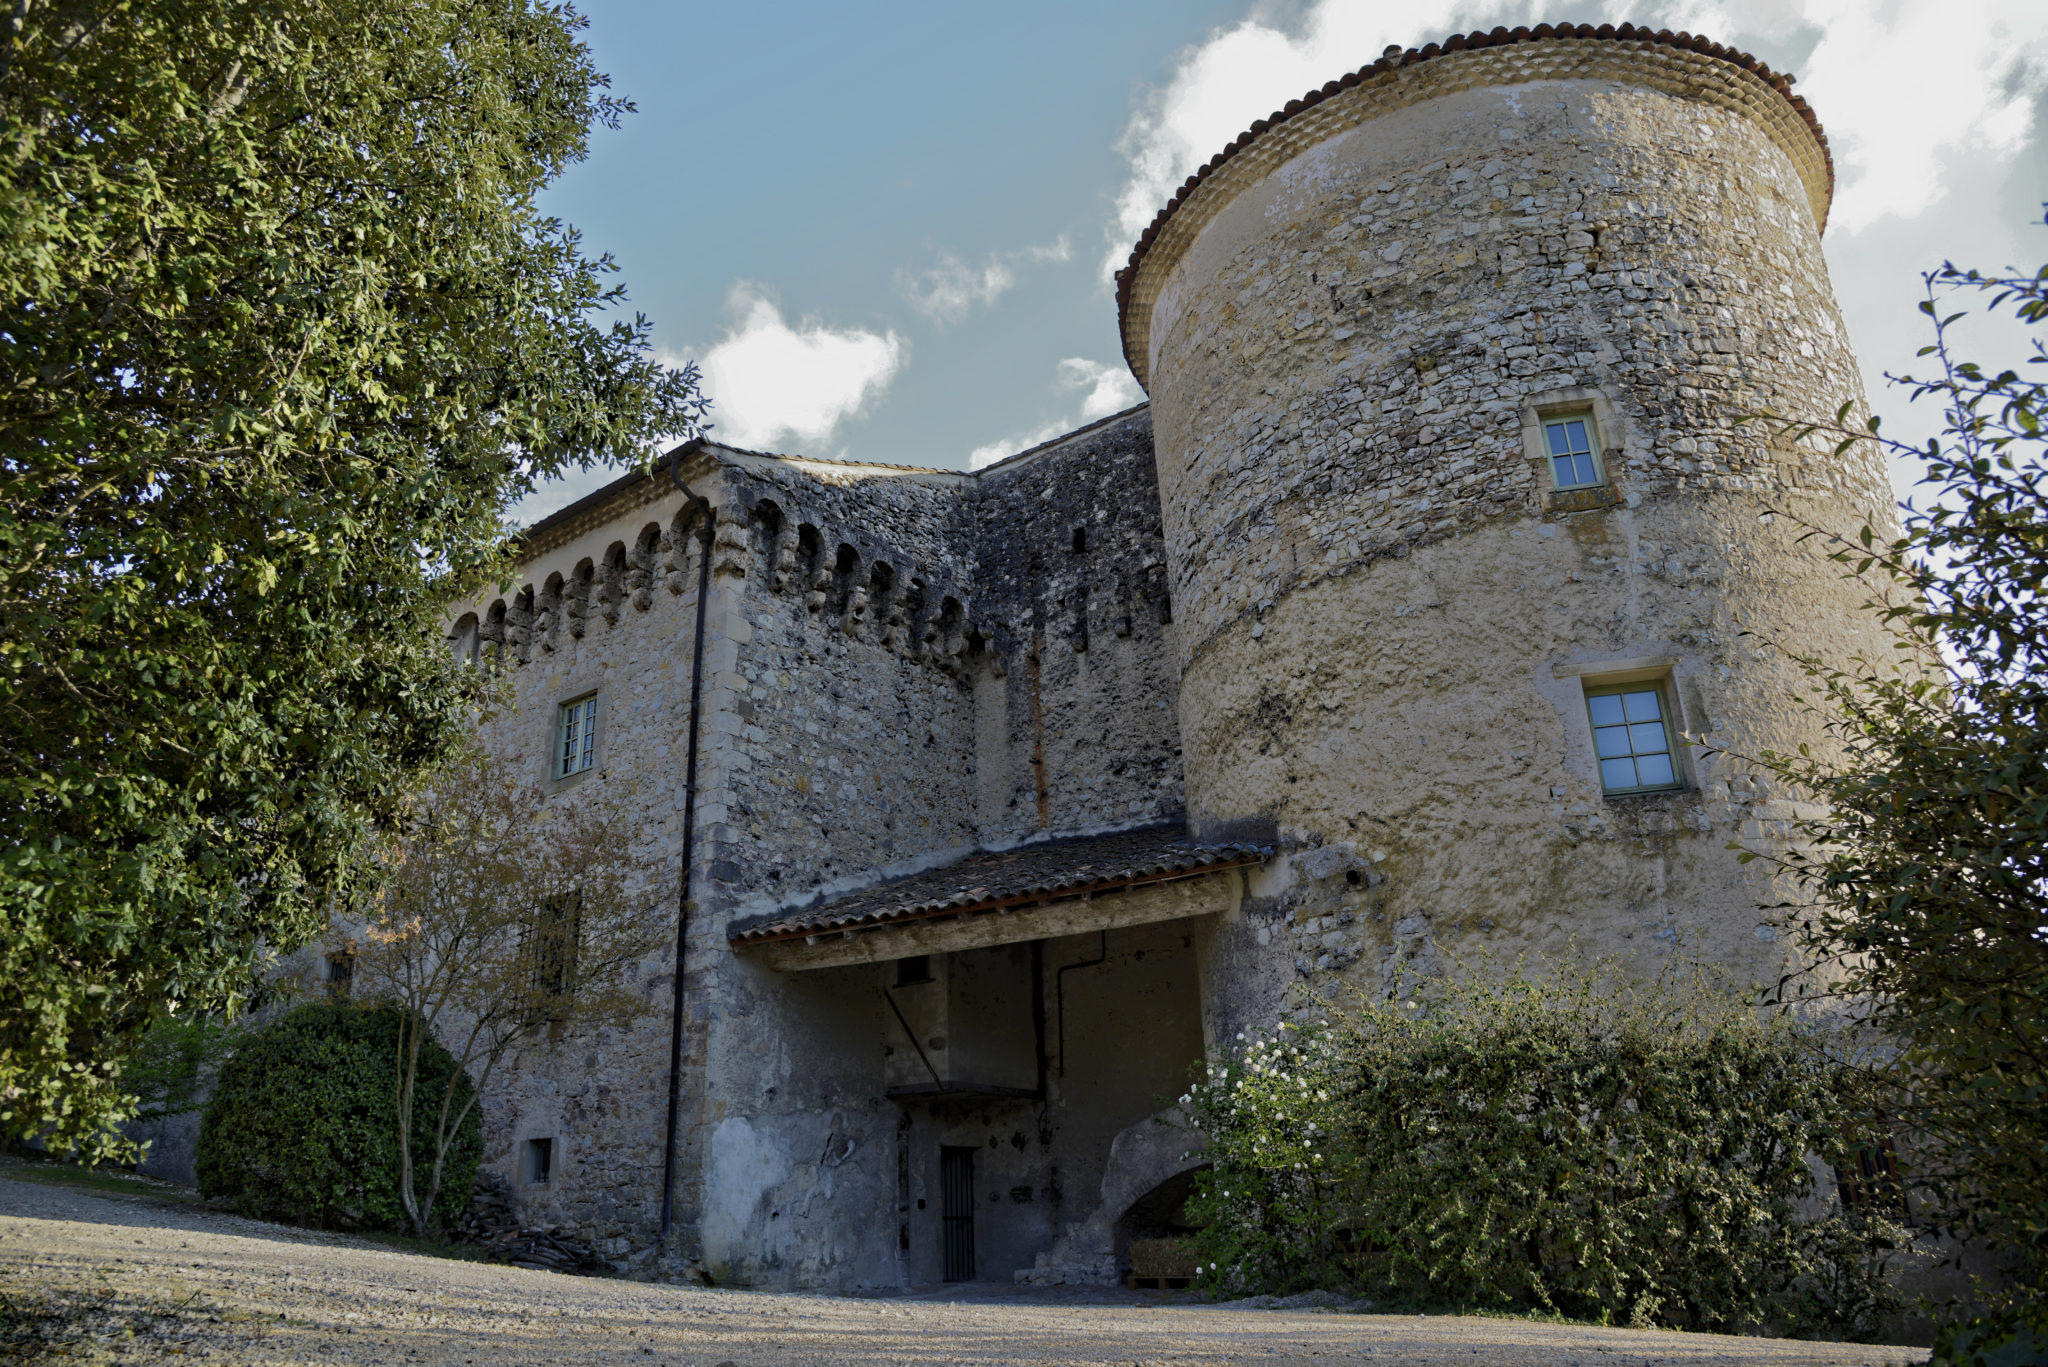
[727,823,1269,947]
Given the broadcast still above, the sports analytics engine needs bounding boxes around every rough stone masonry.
[415,24,1901,1292]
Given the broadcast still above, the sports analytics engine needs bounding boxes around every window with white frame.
[1586,682,1681,794]
[556,695,597,778]
[1544,413,1604,490]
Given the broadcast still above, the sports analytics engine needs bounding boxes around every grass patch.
[0,1150,199,1205]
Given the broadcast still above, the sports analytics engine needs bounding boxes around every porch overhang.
[729,824,1268,973]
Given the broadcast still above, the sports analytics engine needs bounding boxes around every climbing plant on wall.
[0,0,709,1157]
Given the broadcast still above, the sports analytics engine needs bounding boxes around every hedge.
[1180,957,1911,1339]
[196,1000,480,1231]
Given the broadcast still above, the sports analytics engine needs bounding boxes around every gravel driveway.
[0,1175,1926,1366]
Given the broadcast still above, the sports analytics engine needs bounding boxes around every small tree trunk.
[395,1017,428,1237]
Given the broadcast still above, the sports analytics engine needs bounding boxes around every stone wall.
[437,419,1201,1288]
[445,465,726,1275]
[969,412,1185,838]
[1130,52,1902,1034]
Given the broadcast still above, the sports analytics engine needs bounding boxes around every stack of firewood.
[454,1172,610,1275]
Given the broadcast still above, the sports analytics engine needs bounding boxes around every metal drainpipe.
[659,446,716,1245]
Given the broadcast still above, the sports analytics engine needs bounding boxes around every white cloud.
[968,419,1072,471]
[903,237,1073,326]
[968,356,1145,469]
[691,285,905,452]
[1103,1,2048,276]
[1057,357,1145,420]
[1729,0,2048,234]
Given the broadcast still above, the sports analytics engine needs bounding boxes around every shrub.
[196,1001,480,1231]
[1181,955,1909,1339]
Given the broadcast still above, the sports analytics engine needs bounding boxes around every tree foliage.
[0,0,707,1155]
[196,999,480,1231]
[1182,957,1907,1339]
[1739,219,2048,1355]
[119,1011,245,1127]
[355,745,660,1236]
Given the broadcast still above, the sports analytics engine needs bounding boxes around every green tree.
[0,0,708,1158]
[1742,219,2048,1356]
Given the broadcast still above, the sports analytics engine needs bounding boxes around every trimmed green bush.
[1181,957,1910,1339]
[196,1001,480,1231]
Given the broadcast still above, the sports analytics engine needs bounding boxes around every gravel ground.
[0,1175,1927,1366]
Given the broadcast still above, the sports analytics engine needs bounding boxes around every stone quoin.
[397,25,1901,1288]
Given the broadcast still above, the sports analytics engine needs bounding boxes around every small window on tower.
[1544,414,1605,490]
[526,1137,553,1184]
[895,955,933,987]
[556,694,598,778]
[1585,682,1682,795]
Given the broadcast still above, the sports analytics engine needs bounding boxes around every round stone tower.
[1120,24,1900,989]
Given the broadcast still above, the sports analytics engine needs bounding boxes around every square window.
[895,955,933,987]
[556,696,597,778]
[324,951,354,1001]
[523,893,581,1024]
[1835,1133,1905,1216]
[1544,415,1604,490]
[1585,682,1681,795]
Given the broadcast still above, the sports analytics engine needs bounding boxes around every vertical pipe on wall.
[659,448,716,1245]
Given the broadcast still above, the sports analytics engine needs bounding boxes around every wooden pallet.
[1125,1274,1193,1290]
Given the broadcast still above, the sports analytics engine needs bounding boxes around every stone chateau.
[421,24,1895,1288]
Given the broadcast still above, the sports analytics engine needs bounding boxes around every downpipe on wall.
[660,446,716,1246]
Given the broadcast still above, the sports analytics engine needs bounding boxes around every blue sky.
[519,0,2048,522]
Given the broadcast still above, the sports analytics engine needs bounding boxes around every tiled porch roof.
[728,823,1269,947]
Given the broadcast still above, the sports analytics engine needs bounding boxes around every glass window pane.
[1553,454,1575,485]
[1588,695,1626,727]
[1601,758,1639,789]
[1622,691,1663,723]
[1628,722,1669,755]
[1572,452,1598,486]
[1546,422,1572,456]
[1635,753,1676,787]
[1563,420,1588,452]
[579,701,596,769]
[1595,725,1633,758]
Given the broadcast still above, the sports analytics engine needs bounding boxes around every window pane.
[1572,452,1598,486]
[1595,725,1633,758]
[1563,420,1589,452]
[1546,422,1573,456]
[1628,722,1669,755]
[1621,691,1663,723]
[579,701,596,770]
[1588,695,1626,727]
[1635,753,1676,787]
[1601,758,1639,789]
[1553,454,1577,485]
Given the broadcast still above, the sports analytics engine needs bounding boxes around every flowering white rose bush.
[1179,954,1910,1339]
